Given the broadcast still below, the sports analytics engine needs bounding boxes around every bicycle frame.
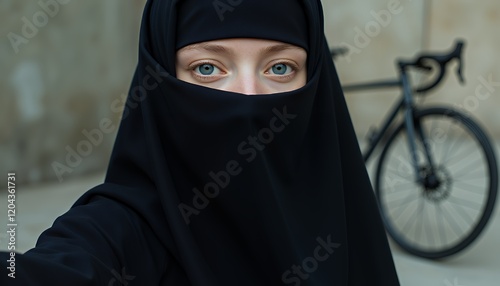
[342,78,402,162]
[335,40,500,259]
[339,40,466,184]
[343,64,434,183]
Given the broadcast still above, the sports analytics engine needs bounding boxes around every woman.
[1,0,400,285]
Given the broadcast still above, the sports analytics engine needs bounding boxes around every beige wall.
[1,0,146,184]
[1,0,499,185]
[323,0,500,139]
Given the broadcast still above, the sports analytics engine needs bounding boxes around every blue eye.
[196,64,216,75]
[271,63,290,75]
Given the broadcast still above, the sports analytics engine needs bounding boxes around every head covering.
[175,0,309,51]
[91,0,400,284]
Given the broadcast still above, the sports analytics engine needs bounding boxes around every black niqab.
[1,0,400,285]
[175,0,309,51]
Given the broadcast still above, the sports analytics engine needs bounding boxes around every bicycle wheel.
[375,107,498,259]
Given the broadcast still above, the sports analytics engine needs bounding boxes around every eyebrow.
[261,44,303,54]
[184,43,232,55]
[182,43,303,56]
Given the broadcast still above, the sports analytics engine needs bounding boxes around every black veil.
[1,0,400,285]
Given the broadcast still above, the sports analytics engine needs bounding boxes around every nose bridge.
[230,64,263,95]
[239,75,260,95]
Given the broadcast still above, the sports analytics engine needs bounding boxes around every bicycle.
[331,39,498,259]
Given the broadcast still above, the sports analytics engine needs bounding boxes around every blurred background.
[0,0,145,184]
[0,0,499,285]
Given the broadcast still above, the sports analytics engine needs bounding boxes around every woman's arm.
[0,195,167,285]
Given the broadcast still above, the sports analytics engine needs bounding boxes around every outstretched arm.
[0,195,167,285]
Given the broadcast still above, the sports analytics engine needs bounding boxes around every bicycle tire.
[375,107,498,259]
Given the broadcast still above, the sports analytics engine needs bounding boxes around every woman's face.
[175,38,307,95]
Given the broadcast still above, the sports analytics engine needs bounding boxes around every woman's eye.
[195,64,220,76]
[269,63,293,75]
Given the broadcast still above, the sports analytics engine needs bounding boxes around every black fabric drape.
[1,0,400,285]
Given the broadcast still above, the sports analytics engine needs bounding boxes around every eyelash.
[189,61,222,81]
[188,60,299,81]
[266,61,299,81]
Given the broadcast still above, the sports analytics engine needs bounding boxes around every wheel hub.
[420,165,452,203]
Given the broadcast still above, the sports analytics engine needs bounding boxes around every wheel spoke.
[445,201,475,228]
[446,195,483,211]
[385,192,420,211]
[444,147,480,169]
[441,204,464,238]
[436,205,447,248]
[452,180,487,194]
[400,198,422,235]
[450,157,485,176]
[453,165,486,179]
[422,202,436,248]
[439,120,461,164]
[375,109,497,258]
[383,166,415,181]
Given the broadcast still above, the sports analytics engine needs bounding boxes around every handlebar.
[398,39,466,93]
[330,39,467,94]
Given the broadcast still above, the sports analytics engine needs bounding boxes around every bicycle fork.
[399,64,438,186]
